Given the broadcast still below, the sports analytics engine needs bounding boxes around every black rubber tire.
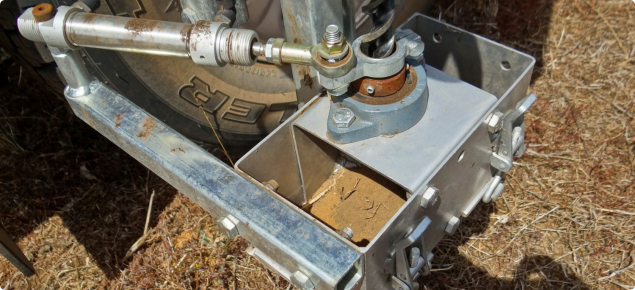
[0,0,66,96]
[1,0,433,155]
[1,0,297,156]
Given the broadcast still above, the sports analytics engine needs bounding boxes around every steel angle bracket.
[62,80,361,289]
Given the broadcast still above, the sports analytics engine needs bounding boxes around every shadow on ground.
[0,58,176,279]
[421,0,591,289]
[421,204,591,289]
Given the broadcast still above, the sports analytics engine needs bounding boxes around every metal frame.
[235,14,536,290]
[11,4,535,288]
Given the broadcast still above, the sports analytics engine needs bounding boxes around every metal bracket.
[392,217,431,290]
[490,94,536,172]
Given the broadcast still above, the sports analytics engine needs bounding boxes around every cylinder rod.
[65,12,192,57]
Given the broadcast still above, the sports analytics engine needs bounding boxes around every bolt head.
[339,227,354,240]
[218,216,239,238]
[487,111,504,133]
[332,108,356,128]
[420,187,438,208]
[291,271,315,290]
[445,216,460,235]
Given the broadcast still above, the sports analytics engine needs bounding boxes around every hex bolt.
[333,108,356,128]
[445,216,460,235]
[420,187,438,208]
[218,215,239,238]
[324,24,342,44]
[339,227,354,240]
[320,24,348,59]
[409,247,421,268]
[487,111,504,133]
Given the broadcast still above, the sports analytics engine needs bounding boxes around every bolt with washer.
[319,24,348,60]
[333,107,356,128]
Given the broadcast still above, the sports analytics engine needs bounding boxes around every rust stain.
[124,19,160,36]
[227,30,235,64]
[298,65,313,89]
[351,65,418,105]
[81,13,99,24]
[180,25,191,44]
[352,65,407,97]
[80,106,95,129]
[136,116,156,140]
[114,113,124,128]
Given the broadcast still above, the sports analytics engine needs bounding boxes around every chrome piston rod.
[18,6,260,66]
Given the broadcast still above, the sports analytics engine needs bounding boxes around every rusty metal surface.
[65,12,192,57]
[352,64,406,97]
[32,3,56,22]
[351,64,415,105]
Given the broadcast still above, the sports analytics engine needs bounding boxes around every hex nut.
[445,216,460,235]
[420,187,438,208]
[487,111,504,133]
[218,215,239,238]
[320,39,348,55]
[332,108,356,128]
[264,38,284,65]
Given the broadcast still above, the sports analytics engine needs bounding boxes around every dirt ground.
[0,0,634,289]
[307,166,406,246]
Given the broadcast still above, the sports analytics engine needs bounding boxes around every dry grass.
[0,0,634,289]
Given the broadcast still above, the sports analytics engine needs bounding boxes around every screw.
[324,24,342,44]
[339,227,354,240]
[409,247,421,268]
[366,85,375,95]
[333,108,356,128]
